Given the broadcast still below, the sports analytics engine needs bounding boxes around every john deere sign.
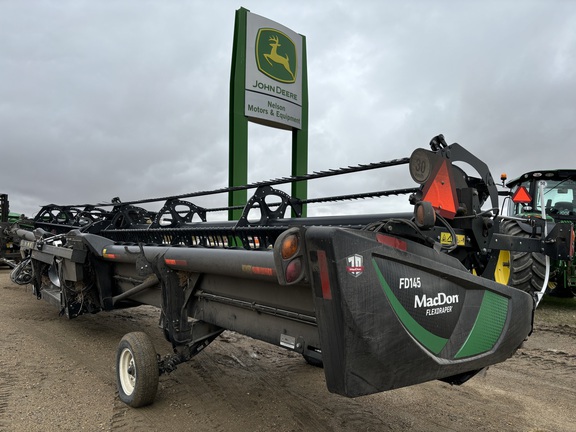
[229,8,308,221]
[256,29,296,83]
[245,12,303,130]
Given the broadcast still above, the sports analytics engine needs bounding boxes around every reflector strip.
[251,266,274,276]
[165,259,187,266]
[511,186,532,204]
[376,233,407,251]
[317,250,332,300]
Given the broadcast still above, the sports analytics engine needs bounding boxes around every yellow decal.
[440,232,465,246]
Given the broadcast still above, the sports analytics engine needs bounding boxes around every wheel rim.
[118,347,136,396]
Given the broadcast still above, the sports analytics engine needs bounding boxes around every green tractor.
[502,170,576,298]
[0,193,31,268]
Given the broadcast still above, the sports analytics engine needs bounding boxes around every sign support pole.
[291,37,308,217]
[229,8,249,221]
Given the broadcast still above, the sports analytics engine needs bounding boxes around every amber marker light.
[414,201,436,229]
[102,248,117,259]
[281,233,299,259]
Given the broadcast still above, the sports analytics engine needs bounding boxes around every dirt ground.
[0,269,575,432]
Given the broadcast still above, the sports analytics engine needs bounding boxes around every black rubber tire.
[116,332,159,408]
[500,220,546,298]
[302,353,323,368]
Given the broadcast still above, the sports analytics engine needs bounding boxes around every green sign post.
[229,7,308,220]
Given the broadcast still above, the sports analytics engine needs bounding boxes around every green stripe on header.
[372,260,448,355]
[454,290,508,359]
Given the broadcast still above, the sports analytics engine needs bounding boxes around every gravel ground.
[1,269,575,432]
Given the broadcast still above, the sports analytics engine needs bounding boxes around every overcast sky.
[1,0,575,219]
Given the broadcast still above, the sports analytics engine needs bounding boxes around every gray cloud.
[1,0,575,219]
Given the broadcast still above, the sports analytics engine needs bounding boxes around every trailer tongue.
[11,136,573,407]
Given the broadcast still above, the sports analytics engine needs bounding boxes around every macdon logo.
[414,292,459,308]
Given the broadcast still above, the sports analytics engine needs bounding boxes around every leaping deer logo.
[255,29,297,83]
[264,35,295,81]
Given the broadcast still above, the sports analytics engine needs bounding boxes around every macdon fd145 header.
[10,135,573,407]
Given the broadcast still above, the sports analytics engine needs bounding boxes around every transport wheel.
[116,332,159,407]
[302,354,323,368]
[499,220,546,298]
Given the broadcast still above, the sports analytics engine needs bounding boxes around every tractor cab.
[506,170,576,222]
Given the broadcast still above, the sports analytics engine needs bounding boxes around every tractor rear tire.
[500,220,546,299]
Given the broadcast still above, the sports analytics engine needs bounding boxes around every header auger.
[10,135,573,407]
